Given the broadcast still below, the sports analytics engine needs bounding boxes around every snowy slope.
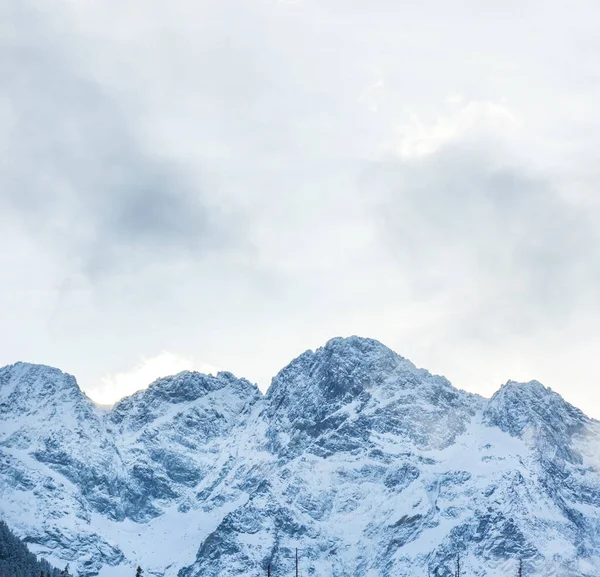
[1,338,600,577]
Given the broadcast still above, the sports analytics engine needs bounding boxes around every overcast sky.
[2,0,600,414]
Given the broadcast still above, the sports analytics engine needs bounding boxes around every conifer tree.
[0,521,60,577]
[136,566,143,577]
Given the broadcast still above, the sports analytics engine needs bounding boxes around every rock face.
[1,338,600,577]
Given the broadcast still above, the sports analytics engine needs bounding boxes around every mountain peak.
[263,336,472,456]
[267,335,443,398]
[121,369,258,404]
[0,362,85,413]
[109,369,260,431]
[267,336,403,399]
[501,378,552,395]
[1,361,77,383]
[322,335,395,352]
[483,378,588,460]
[489,378,584,419]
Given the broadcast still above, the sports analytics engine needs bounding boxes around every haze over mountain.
[1,337,599,577]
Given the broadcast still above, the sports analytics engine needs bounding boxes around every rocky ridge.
[1,337,599,577]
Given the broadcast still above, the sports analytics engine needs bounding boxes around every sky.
[1,0,600,414]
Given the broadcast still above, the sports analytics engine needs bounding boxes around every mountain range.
[1,336,599,577]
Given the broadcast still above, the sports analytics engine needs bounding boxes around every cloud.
[2,0,600,414]
[0,3,235,281]
[361,143,600,341]
[398,100,518,160]
[87,351,220,405]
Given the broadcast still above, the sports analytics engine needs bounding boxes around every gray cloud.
[1,3,233,280]
[361,144,600,340]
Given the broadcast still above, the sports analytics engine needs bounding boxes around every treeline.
[0,520,61,577]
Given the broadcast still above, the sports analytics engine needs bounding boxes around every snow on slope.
[1,338,600,577]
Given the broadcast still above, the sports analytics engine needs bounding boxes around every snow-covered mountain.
[1,337,600,577]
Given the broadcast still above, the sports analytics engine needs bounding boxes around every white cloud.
[86,352,219,405]
[398,100,518,160]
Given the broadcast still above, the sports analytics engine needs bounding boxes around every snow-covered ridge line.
[0,337,579,414]
[1,336,599,577]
